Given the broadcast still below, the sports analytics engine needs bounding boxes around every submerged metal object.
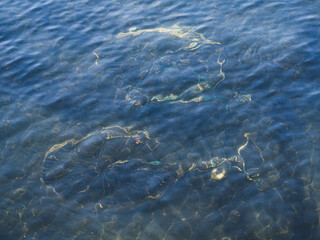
[42,128,254,204]
[41,126,160,201]
[225,92,252,110]
[117,25,221,51]
[113,25,226,106]
[184,132,253,181]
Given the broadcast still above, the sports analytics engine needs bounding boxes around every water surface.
[1,0,320,239]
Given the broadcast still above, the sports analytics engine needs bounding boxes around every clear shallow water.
[0,0,320,239]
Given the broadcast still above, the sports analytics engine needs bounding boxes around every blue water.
[1,0,320,239]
